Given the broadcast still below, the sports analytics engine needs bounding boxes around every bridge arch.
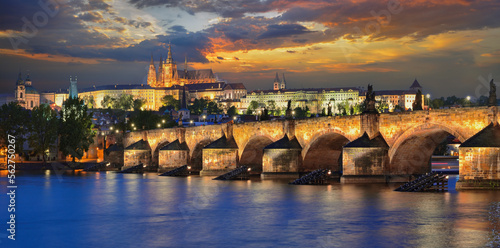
[389,123,467,175]
[238,135,275,172]
[301,130,351,172]
[189,138,212,171]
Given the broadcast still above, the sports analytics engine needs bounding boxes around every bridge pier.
[261,134,302,179]
[123,139,152,170]
[341,132,390,183]
[200,134,239,176]
[158,140,189,173]
[457,122,500,190]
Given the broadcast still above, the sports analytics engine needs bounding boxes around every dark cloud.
[78,12,104,22]
[257,24,313,39]
[169,25,187,33]
[217,56,224,60]
[286,50,296,53]
[233,57,239,60]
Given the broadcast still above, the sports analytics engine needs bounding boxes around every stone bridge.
[118,106,499,185]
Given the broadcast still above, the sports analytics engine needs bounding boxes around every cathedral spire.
[281,73,286,90]
[150,52,154,65]
[167,43,173,64]
[273,72,280,90]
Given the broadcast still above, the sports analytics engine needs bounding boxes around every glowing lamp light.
[157,123,161,127]
[190,120,193,124]
[162,119,165,123]
[110,126,114,130]
[115,130,119,134]
[247,167,252,172]
[187,166,191,170]
[292,111,295,115]
[466,96,471,101]
[143,165,147,168]
[131,123,134,127]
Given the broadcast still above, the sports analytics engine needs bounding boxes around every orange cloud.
[0,49,115,64]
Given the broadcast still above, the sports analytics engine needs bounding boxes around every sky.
[0,0,499,98]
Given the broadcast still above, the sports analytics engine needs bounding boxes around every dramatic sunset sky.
[0,0,499,97]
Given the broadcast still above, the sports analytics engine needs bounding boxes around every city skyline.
[1,0,499,97]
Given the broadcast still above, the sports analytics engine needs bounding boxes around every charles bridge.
[107,106,500,188]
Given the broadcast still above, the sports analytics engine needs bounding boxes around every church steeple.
[157,54,163,85]
[167,43,173,64]
[147,53,157,87]
[273,72,280,90]
[281,73,286,90]
[16,72,24,85]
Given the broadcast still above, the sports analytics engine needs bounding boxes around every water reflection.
[1,173,499,248]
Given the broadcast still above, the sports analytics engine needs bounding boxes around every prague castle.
[147,44,217,87]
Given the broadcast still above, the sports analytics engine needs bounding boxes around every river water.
[1,171,499,248]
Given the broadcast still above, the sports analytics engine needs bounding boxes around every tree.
[293,107,308,118]
[430,98,445,109]
[246,100,259,114]
[189,98,207,115]
[116,94,134,110]
[267,100,277,115]
[0,102,29,155]
[227,106,238,116]
[133,98,146,111]
[83,95,95,109]
[28,104,58,164]
[59,97,96,163]
[101,95,115,109]
[207,101,222,114]
[377,101,389,113]
[128,110,174,130]
[161,95,180,111]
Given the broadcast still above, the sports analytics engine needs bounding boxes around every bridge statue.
[364,84,377,113]
[286,100,293,119]
[489,79,497,107]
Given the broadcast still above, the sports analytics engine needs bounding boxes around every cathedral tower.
[147,53,157,87]
[281,73,287,90]
[162,43,178,87]
[157,54,163,86]
[273,72,280,90]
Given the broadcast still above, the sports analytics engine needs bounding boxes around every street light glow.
[466,96,471,101]
[157,123,161,127]
[426,94,430,98]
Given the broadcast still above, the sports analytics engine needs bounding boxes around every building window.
[20,92,23,98]
[31,101,33,108]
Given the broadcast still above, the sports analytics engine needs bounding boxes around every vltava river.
[1,171,499,248]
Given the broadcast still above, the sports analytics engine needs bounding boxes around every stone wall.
[459,147,500,180]
[202,148,238,171]
[343,147,389,176]
[124,150,151,169]
[263,149,302,173]
[159,150,188,172]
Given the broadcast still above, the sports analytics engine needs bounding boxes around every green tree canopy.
[28,104,58,164]
[161,95,180,111]
[101,95,115,109]
[227,106,238,116]
[59,97,95,162]
[133,98,146,111]
[246,100,259,114]
[0,102,29,154]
